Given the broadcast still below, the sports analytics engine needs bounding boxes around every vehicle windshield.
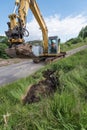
[48,38,58,54]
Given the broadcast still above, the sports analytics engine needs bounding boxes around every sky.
[0,0,87,42]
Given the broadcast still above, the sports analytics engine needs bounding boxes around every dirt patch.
[22,69,60,104]
[0,58,28,67]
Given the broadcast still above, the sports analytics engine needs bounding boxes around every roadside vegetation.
[0,48,87,130]
[61,38,87,51]
[61,25,87,51]
[0,36,9,59]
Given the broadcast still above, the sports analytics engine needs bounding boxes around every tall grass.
[0,49,87,130]
[61,41,87,52]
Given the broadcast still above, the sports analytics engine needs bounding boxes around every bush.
[0,43,9,59]
[66,42,71,46]
[0,36,8,43]
[71,37,82,44]
[66,38,74,43]
[65,37,82,46]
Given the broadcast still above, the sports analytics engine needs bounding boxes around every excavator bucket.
[5,47,17,58]
[5,43,36,58]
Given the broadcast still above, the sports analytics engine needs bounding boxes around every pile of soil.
[22,69,60,104]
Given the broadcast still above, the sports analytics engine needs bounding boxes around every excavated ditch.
[22,69,60,104]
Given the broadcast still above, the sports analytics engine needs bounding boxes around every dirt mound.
[22,69,60,104]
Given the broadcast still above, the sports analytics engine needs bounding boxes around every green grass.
[61,42,87,52]
[0,49,87,130]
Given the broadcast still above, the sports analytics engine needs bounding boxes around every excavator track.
[45,52,66,64]
[33,52,66,64]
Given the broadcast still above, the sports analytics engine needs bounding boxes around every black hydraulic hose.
[23,28,29,37]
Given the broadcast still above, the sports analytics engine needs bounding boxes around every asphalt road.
[0,45,87,86]
[66,45,87,57]
[0,60,44,86]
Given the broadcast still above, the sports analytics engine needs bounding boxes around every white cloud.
[26,14,87,42]
[0,33,5,36]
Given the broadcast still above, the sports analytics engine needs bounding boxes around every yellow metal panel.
[18,0,29,26]
[9,38,24,43]
[15,0,20,5]
[9,14,17,29]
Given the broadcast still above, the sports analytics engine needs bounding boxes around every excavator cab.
[48,36,60,54]
[33,36,61,63]
[32,36,60,57]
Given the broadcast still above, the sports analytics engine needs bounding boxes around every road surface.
[0,60,44,86]
[0,45,87,86]
[66,45,87,57]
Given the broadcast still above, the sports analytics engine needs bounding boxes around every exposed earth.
[22,69,60,104]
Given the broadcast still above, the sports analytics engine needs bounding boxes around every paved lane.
[0,60,44,86]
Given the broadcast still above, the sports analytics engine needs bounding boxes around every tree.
[78,26,87,39]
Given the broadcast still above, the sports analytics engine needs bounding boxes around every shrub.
[68,38,82,44]
[0,43,9,59]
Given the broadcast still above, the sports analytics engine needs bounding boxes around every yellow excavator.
[5,0,66,63]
